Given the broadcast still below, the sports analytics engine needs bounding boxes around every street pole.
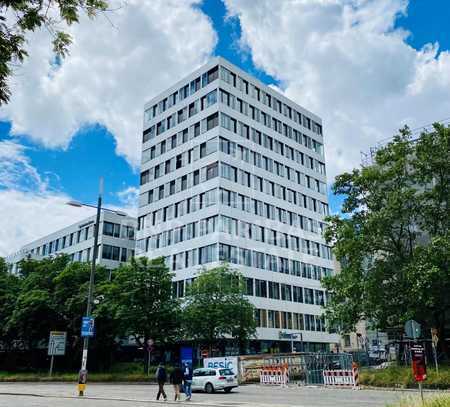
[432,343,439,374]
[78,177,103,397]
[49,355,54,377]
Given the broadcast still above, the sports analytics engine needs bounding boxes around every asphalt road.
[0,382,425,407]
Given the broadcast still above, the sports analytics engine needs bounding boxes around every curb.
[360,386,450,393]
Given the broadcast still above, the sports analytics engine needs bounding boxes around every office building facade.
[6,212,136,274]
[137,57,339,352]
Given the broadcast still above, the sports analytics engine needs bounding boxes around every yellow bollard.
[78,369,88,396]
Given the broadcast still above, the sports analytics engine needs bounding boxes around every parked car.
[192,368,238,393]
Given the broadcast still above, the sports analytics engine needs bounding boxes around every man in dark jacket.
[183,362,193,401]
[170,364,184,401]
[155,363,167,401]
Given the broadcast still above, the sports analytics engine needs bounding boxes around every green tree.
[6,256,72,348]
[5,255,115,369]
[323,124,450,339]
[182,264,256,354]
[0,0,108,105]
[102,256,180,352]
[0,258,21,348]
[53,261,116,369]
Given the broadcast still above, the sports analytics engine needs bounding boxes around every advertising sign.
[203,356,238,374]
[81,317,95,337]
[411,344,427,382]
[48,331,67,356]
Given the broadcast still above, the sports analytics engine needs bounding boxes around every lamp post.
[67,178,126,396]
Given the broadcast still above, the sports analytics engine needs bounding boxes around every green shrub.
[360,365,450,390]
[0,362,176,382]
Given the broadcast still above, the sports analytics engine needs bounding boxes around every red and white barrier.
[352,364,360,388]
[260,364,289,386]
[323,368,360,389]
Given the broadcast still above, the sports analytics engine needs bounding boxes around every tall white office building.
[137,57,339,352]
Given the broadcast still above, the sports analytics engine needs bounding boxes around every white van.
[192,368,238,393]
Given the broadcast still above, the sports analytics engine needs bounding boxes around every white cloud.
[0,139,141,256]
[0,190,95,257]
[0,140,47,192]
[0,0,217,167]
[116,186,139,216]
[0,140,94,256]
[223,0,450,181]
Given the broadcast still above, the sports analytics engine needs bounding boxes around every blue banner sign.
[81,317,95,337]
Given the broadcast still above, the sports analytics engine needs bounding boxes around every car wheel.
[224,387,232,393]
[205,383,214,394]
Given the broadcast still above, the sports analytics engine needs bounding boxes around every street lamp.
[67,200,127,217]
[66,178,128,396]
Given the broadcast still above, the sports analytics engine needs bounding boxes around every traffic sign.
[81,317,95,337]
[405,320,421,339]
[48,331,67,356]
[411,344,427,382]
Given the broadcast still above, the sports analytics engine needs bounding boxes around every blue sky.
[1,0,449,254]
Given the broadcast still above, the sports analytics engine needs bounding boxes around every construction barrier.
[260,364,289,386]
[239,352,354,385]
[322,366,360,389]
[352,362,360,388]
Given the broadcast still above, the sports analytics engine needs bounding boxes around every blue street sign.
[181,346,193,367]
[81,317,95,337]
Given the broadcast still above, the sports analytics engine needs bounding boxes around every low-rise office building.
[6,211,137,273]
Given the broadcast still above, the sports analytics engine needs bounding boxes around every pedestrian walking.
[170,364,184,401]
[155,362,167,401]
[183,362,193,401]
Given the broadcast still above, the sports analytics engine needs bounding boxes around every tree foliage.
[0,258,21,347]
[182,264,256,351]
[0,0,108,105]
[323,124,450,337]
[3,255,115,368]
[101,256,181,347]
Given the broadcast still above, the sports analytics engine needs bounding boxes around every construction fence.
[239,352,354,385]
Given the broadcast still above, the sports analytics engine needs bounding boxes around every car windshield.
[219,369,234,376]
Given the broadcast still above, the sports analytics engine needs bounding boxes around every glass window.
[245,278,254,296]
[305,288,314,304]
[102,244,120,261]
[293,286,303,303]
[206,162,218,180]
[255,279,267,298]
[120,248,127,262]
[199,244,217,264]
[207,112,219,130]
[268,282,280,300]
[281,284,292,301]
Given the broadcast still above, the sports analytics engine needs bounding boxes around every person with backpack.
[170,364,184,401]
[155,362,167,401]
[182,362,193,401]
